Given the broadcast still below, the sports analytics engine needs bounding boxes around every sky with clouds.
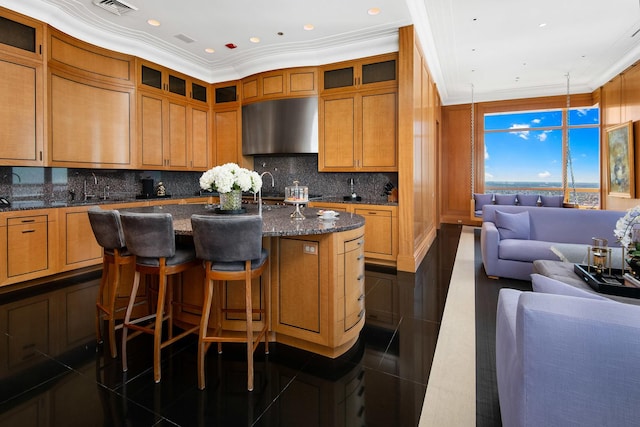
[484,108,600,184]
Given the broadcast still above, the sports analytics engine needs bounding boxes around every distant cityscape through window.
[484,106,600,208]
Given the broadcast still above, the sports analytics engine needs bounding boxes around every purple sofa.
[481,205,624,280]
[496,276,640,426]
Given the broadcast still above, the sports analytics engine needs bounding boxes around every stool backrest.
[120,212,176,258]
[191,215,262,263]
[88,207,126,251]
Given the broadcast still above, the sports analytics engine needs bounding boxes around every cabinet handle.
[357,309,365,318]
[40,151,43,161]
[358,386,365,397]
[22,229,36,234]
[357,274,364,281]
[21,219,36,223]
[357,294,364,301]
[357,240,363,246]
[367,212,377,215]
[357,255,363,261]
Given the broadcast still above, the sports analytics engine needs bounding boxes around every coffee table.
[532,260,640,305]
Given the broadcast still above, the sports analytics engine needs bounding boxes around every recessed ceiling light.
[205,48,215,54]
[539,23,547,28]
[147,19,160,27]
[303,24,314,31]
[249,37,260,43]
[368,8,381,16]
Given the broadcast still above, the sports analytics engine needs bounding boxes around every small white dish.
[318,210,338,219]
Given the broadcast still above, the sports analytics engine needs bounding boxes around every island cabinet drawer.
[344,237,364,253]
[343,236,365,331]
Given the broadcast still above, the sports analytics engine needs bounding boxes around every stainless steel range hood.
[242,97,318,155]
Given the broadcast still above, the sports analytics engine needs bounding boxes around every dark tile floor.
[0,224,462,427]
[474,228,532,427]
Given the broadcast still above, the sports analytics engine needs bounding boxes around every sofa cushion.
[495,210,530,240]
[540,195,563,207]
[499,239,556,262]
[531,273,610,301]
[495,194,517,205]
[474,193,494,211]
[516,193,540,206]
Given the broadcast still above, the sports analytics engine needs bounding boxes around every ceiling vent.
[92,0,138,16]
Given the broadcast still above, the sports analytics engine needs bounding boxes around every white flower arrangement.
[614,205,640,252]
[199,163,262,194]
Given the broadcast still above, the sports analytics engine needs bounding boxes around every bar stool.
[191,214,270,391]
[88,207,134,358]
[119,211,200,383]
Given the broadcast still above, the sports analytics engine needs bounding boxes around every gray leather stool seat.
[191,214,270,391]
[88,207,134,358]
[120,211,200,383]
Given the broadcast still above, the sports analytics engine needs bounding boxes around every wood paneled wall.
[396,26,439,272]
[440,92,597,225]
[602,62,640,211]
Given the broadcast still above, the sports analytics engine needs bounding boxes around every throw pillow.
[531,274,610,301]
[540,195,563,207]
[495,210,530,240]
[495,194,517,205]
[516,193,540,206]
[473,193,494,210]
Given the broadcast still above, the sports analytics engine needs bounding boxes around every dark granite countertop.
[0,193,397,213]
[117,203,364,237]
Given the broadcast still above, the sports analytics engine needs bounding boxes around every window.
[484,107,600,207]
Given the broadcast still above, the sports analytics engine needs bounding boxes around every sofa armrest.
[481,221,500,276]
[497,290,640,427]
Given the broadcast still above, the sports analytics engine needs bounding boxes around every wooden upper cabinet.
[319,88,397,172]
[0,54,44,166]
[241,67,317,103]
[49,70,135,168]
[137,59,209,104]
[48,28,134,87]
[0,8,44,166]
[212,81,240,107]
[0,7,44,61]
[138,90,210,171]
[321,53,397,94]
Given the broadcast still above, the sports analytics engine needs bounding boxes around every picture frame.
[607,121,634,198]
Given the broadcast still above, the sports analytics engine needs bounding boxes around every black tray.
[573,264,640,299]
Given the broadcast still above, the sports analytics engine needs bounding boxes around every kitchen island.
[119,203,366,358]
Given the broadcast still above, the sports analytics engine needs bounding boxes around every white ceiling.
[4,0,640,105]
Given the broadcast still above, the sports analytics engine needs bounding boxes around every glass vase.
[219,189,242,211]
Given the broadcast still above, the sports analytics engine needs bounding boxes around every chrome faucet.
[83,173,98,201]
[258,171,275,216]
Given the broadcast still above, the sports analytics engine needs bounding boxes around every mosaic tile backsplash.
[0,156,398,205]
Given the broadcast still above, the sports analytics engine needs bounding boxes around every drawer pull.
[357,274,364,281]
[357,240,363,246]
[357,294,364,301]
[357,255,364,261]
[357,309,365,318]
[21,219,36,223]
[22,229,36,234]
[358,386,365,397]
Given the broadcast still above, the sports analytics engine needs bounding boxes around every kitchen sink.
[343,195,362,201]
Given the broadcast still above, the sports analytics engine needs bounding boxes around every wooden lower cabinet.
[58,206,102,271]
[309,202,398,267]
[175,227,366,358]
[272,227,365,357]
[0,209,58,286]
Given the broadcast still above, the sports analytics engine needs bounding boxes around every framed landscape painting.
[607,121,634,198]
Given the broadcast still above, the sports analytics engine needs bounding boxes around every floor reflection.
[0,225,461,426]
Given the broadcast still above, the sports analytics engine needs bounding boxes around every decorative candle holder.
[587,237,611,276]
